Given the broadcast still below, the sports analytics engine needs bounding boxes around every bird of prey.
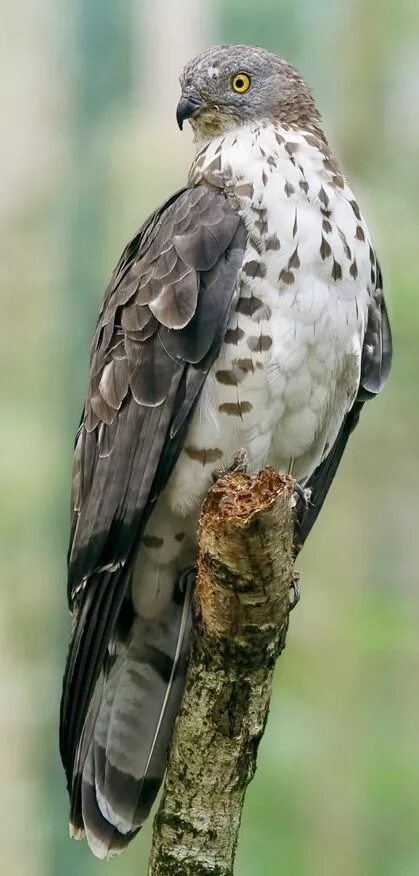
[60,44,392,858]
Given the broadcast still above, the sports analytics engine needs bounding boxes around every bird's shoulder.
[84,183,246,435]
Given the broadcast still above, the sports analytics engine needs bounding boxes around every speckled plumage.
[61,44,392,859]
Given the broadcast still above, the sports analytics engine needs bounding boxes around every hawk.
[60,44,392,858]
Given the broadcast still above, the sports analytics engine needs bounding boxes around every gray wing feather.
[358,284,392,398]
[295,265,392,551]
[60,185,247,839]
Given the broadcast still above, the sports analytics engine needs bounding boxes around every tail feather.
[69,668,105,834]
[80,744,129,859]
[69,575,192,859]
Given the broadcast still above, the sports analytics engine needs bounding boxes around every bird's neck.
[188,120,334,191]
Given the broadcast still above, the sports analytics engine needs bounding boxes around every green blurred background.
[1,1,418,874]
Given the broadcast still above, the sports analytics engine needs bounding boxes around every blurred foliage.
[1,1,418,874]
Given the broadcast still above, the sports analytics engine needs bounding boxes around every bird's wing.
[60,184,247,784]
[295,269,392,552]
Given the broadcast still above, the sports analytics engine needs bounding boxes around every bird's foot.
[289,571,300,612]
[212,447,248,482]
[292,482,311,511]
[292,482,311,537]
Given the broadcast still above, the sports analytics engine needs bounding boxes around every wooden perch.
[148,468,296,876]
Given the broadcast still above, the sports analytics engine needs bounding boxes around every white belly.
[166,271,362,518]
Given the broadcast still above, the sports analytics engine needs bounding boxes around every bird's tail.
[68,576,192,859]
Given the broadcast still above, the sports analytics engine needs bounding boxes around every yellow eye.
[231,72,251,94]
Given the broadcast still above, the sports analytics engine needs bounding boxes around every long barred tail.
[67,578,192,859]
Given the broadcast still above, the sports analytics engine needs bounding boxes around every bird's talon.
[229,447,249,474]
[292,482,311,510]
[212,448,248,482]
[177,564,196,597]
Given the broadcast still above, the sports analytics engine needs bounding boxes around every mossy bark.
[148,469,296,876]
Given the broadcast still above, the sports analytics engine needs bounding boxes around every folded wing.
[60,185,247,855]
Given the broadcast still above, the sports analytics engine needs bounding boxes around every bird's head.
[177,44,320,141]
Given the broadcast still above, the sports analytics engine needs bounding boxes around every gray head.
[177,44,320,139]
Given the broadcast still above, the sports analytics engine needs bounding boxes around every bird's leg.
[293,481,311,509]
[292,482,311,538]
[289,570,300,611]
[289,482,310,609]
[176,564,196,598]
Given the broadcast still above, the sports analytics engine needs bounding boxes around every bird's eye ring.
[231,73,251,94]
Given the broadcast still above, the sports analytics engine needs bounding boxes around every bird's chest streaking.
[166,122,374,516]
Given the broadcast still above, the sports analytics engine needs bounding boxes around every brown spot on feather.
[234,357,254,372]
[338,228,352,260]
[279,270,295,285]
[219,401,253,417]
[319,186,329,208]
[332,259,342,281]
[185,446,223,465]
[143,535,164,549]
[224,326,245,345]
[242,261,266,279]
[288,246,300,270]
[350,200,362,220]
[236,295,264,316]
[320,236,332,260]
[266,233,281,251]
[215,367,246,386]
[350,260,358,279]
[247,334,272,352]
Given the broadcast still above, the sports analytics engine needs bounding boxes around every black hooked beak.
[176,96,202,130]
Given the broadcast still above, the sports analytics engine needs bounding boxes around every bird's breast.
[167,122,373,515]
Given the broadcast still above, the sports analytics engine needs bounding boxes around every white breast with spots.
[166,122,374,518]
